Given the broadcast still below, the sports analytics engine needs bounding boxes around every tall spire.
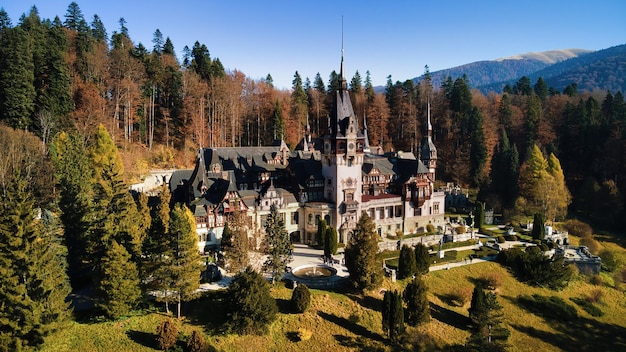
[340,16,347,91]
[363,114,371,153]
[427,98,432,137]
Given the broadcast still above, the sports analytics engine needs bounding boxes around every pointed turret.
[420,100,437,181]
[363,114,371,153]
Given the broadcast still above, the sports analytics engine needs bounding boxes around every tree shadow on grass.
[506,293,626,351]
[344,292,382,311]
[333,335,387,351]
[275,298,292,314]
[429,302,470,331]
[434,293,464,307]
[126,330,156,350]
[318,311,385,343]
[184,291,229,334]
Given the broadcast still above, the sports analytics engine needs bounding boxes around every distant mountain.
[402,45,626,94]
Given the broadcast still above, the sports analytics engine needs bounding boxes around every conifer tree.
[96,240,142,319]
[222,210,249,272]
[0,173,71,349]
[263,205,291,281]
[467,284,509,349]
[165,204,202,319]
[143,184,171,293]
[403,276,430,325]
[90,124,143,263]
[225,267,278,335]
[324,226,338,257]
[0,26,35,129]
[531,213,545,240]
[316,218,327,246]
[398,244,417,280]
[345,214,383,291]
[382,290,404,342]
[414,243,430,276]
[50,131,93,288]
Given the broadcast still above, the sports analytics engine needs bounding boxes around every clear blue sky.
[3,0,626,90]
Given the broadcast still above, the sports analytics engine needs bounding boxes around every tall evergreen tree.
[467,284,509,349]
[324,226,338,257]
[0,27,35,129]
[0,173,71,349]
[403,276,430,325]
[50,131,93,289]
[222,210,249,272]
[345,214,383,291]
[263,205,291,281]
[382,290,404,342]
[167,204,201,318]
[531,213,545,240]
[468,107,487,186]
[315,218,327,246]
[414,243,430,275]
[96,240,142,319]
[398,244,417,280]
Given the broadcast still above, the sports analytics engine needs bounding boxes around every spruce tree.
[222,210,249,272]
[96,240,142,319]
[263,205,291,281]
[0,26,35,129]
[50,131,94,289]
[168,204,202,319]
[398,244,417,280]
[316,218,327,247]
[403,276,430,325]
[0,173,71,349]
[143,184,171,294]
[414,243,430,275]
[345,214,383,291]
[382,290,404,342]
[225,267,278,335]
[467,284,509,349]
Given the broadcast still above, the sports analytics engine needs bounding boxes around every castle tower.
[322,48,366,242]
[420,101,437,181]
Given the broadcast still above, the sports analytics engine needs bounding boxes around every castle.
[170,54,445,251]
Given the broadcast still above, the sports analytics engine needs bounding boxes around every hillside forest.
[0,4,625,228]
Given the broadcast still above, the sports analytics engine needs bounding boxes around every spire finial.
[340,16,347,91]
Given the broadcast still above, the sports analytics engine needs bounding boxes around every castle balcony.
[340,200,359,214]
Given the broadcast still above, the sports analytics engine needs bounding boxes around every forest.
[1,4,625,228]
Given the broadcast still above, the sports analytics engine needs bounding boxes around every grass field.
[41,235,626,352]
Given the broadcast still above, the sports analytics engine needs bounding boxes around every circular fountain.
[292,264,337,279]
[288,264,345,289]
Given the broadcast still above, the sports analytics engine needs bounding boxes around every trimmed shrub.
[186,330,208,352]
[426,223,435,233]
[497,236,505,243]
[156,319,178,351]
[539,243,550,252]
[589,274,603,286]
[291,284,311,313]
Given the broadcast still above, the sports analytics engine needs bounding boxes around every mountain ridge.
[378,44,626,94]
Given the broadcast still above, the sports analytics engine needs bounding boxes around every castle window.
[433,202,440,215]
[308,214,313,225]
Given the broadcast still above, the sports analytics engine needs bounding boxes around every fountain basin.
[292,264,337,279]
[286,264,347,290]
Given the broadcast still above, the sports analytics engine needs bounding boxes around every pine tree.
[382,290,404,342]
[403,276,430,325]
[50,131,93,288]
[467,284,509,349]
[96,240,142,319]
[0,26,35,129]
[222,210,249,272]
[344,214,383,291]
[263,205,291,281]
[225,267,278,335]
[90,124,143,263]
[398,244,417,280]
[0,173,71,349]
[143,184,171,295]
[167,204,202,319]
[414,243,430,275]
[316,218,327,247]
[531,213,545,240]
